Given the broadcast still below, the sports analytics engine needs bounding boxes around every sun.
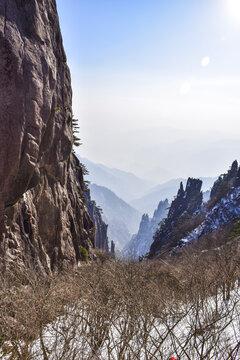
[227,0,240,22]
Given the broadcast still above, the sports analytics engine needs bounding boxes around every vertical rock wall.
[0,0,95,272]
[85,189,109,252]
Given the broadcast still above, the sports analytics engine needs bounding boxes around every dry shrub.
[0,237,240,359]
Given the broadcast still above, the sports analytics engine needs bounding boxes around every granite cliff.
[149,178,203,257]
[85,189,109,253]
[149,161,240,258]
[179,161,240,244]
[0,0,107,272]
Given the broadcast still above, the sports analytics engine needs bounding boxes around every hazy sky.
[56,0,240,182]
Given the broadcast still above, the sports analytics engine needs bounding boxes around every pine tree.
[72,117,82,148]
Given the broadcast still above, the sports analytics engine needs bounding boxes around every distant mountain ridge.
[77,156,153,202]
[124,199,169,259]
[130,177,217,215]
[77,156,221,255]
[89,183,141,250]
[77,156,217,216]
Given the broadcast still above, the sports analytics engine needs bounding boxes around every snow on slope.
[182,186,240,244]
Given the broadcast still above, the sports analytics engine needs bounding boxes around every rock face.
[85,190,109,252]
[0,0,95,272]
[149,178,203,257]
[210,160,240,205]
[124,199,169,258]
[149,161,240,258]
[180,161,240,244]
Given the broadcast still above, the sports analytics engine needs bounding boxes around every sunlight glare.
[201,56,210,67]
[227,0,240,23]
[180,82,191,95]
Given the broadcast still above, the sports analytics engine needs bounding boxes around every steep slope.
[149,178,203,258]
[149,161,240,258]
[124,199,169,258]
[85,189,109,252]
[0,0,103,272]
[181,161,240,244]
[78,156,153,202]
[89,183,141,250]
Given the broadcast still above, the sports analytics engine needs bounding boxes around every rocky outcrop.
[124,199,169,258]
[149,178,203,257]
[210,160,239,206]
[150,161,240,258]
[85,190,109,252]
[181,185,240,244]
[0,0,95,272]
[181,161,240,244]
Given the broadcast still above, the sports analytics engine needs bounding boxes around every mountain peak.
[149,161,240,259]
[149,178,203,257]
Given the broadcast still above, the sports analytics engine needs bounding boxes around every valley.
[0,0,240,358]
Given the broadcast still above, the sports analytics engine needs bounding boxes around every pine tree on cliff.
[72,117,81,148]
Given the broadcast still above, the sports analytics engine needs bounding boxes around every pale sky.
[56,0,240,182]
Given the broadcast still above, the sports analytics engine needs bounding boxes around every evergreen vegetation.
[71,117,82,149]
[79,246,89,262]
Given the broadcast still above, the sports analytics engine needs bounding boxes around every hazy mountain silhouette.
[124,199,169,259]
[78,155,216,217]
[89,183,141,250]
[78,156,153,202]
[131,177,217,216]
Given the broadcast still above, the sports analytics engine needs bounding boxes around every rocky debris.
[0,0,95,272]
[149,178,203,258]
[124,199,169,258]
